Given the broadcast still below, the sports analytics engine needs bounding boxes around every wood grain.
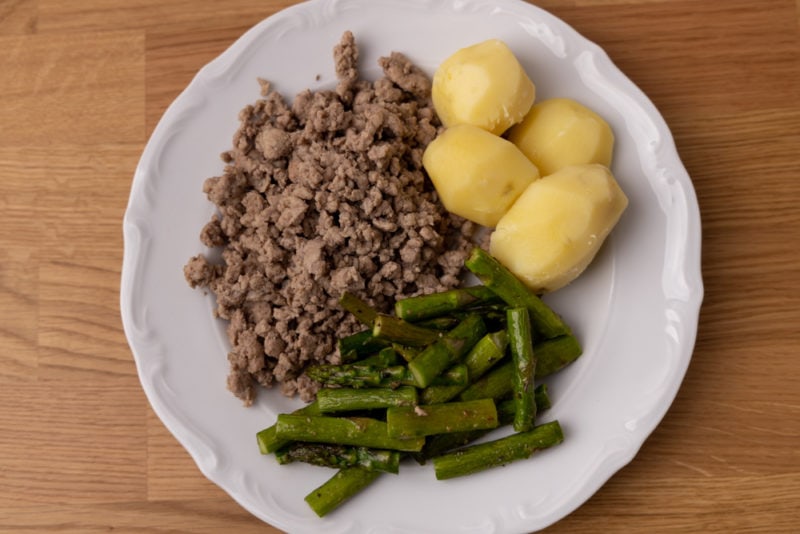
[1,0,798,532]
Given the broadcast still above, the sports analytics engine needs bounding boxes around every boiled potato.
[507,98,614,176]
[432,39,535,135]
[490,164,628,292]
[423,124,540,227]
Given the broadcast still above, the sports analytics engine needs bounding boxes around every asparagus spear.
[275,443,401,473]
[316,386,418,413]
[339,292,378,326]
[458,360,514,402]
[408,314,486,388]
[386,398,498,439]
[432,420,564,480]
[458,333,582,402]
[464,247,570,339]
[507,307,537,432]
[392,344,420,362]
[308,362,466,389]
[306,364,399,388]
[356,346,400,367]
[304,466,382,517]
[307,347,417,388]
[411,316,461,331]
[394,286,500,322]
[275,414,425,452]
[419,330,508,405]
[337,329,389,360]
[463,330,509,377]
[417,386,551,461]
[533,334,583,377]
[256,401,321,454]
[436,363,469,387]
[372,314,442,346]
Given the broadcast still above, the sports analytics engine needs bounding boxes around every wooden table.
[1,0,798,532]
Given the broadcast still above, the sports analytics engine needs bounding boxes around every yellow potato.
[422,124,540,227]
[432,39,535,135]
[507,98,614,177]
[489,164,628,292]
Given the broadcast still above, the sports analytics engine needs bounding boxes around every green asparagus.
[458,360,514,402]
[419,383,464,405]
[261,250,582,517]
[533,334,583,377]
[275,414,424,452]
[458,334,582,402]
[386,398,498,439]
[411,316,461,331]
[394,286,500,322]
[419,330,508,405]
[392,344,420,363]
[316,386,418,413]
[465,247,570,339]
[256,401,321,454]
[337,329,389,360]
[308,361,468,390]
[432,420,564,480]
[304,467,382,517]
[356,346,400,367]
[276,443,401,473]
[339,292,378,326]
[305,363,406,388]
[507,307,537,432]
[372,314,442,346]
[408,314,486,388]
[417,386,551,461]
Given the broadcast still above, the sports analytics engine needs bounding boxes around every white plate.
[121,0,703,532]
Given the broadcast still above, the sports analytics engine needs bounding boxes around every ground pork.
[184,31,477,405]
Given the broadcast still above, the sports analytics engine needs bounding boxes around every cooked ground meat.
[184,31,477,405]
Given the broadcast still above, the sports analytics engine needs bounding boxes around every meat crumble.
[184,32,476,404]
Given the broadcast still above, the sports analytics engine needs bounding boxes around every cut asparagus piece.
[276,443,400,473]
[386,398,498,439]
[417,386,551,461]
[411,316,461,331]
[392,344,420,363]
[372,314,442,346]
[316,386,418,413]
[356,346,400,367]
[306,362,406,388]
[339,292,379,326]
[419,383,464,405]
[436,363,469,387]
[533,334,583,377]
[308,361,467,389]
[419,330,508,405]
[432,420,564,479]
[304,467,382,517]
[463,330,509,377]
[337,329,389,360]
[458,360,514,402]
[464,247,570,339]
[458,333,582,402]
[507,307,537,432]
[275,414,424,452]
[408,314,486,388]
[394,286,500,322]
[256,401,321,455]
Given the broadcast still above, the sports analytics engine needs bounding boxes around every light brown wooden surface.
[1,0,798,532]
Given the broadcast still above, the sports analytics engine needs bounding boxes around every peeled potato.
[507,98,614,177]
[490,164,628,293]
[423,124,540,227]
[432,39,535,135]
